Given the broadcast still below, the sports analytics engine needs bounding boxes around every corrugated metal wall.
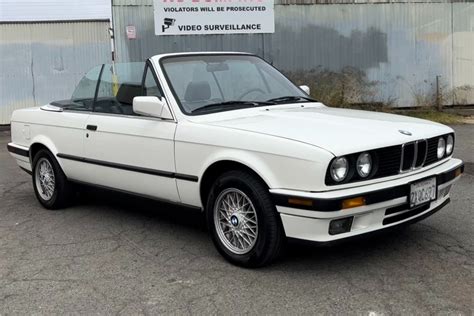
[452,3,474,105]
[0,21,111,124]
[0,0,111,22]
[112,1,474,107]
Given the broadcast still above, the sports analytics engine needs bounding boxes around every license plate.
[410,177,437,208]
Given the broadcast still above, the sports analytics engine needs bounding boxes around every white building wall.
[0,21,111,124]
[0,0,111,22]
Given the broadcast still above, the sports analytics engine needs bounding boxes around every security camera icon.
[162,18,176,33]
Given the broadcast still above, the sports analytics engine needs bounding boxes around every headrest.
[184,81,211,102]
[116,83,142,105]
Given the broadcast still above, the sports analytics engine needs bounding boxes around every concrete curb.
[444,108,474,117]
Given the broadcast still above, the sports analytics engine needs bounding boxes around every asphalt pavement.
[0,125,472,315]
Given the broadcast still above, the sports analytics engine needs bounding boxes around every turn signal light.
[288,198,313,207]
[455,168,462,177]
[342,197,366,209]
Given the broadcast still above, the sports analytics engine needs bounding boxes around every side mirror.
[133,96,173,119]
[299,85,310,95]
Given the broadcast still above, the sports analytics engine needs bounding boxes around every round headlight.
[330,157,349,182]
[446,134,454,155]
[356,152,372,178]
[437,137,446,159]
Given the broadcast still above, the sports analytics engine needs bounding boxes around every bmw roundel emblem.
[399,130,412,136]
[230,216,239,227]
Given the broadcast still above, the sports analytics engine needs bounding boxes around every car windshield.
[161,54,310,115]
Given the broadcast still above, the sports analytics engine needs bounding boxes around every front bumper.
[271,158,464,242]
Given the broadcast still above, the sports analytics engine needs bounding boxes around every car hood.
[201,104,452,156]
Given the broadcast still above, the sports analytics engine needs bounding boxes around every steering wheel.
[237,88,266,101]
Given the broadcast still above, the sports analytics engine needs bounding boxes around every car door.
[51,65,104,182]
[82,62,180,202]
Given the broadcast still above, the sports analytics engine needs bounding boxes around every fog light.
[438,184,452,198]
[329,217,354,235]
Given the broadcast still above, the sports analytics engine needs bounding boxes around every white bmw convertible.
[8,52,464,267]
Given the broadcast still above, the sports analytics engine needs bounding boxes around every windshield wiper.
[191,100,273,113]
[266,96,317,103]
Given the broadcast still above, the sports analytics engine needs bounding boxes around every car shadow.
[75,185,207,232]
[278,227,414,268]
[73,185,418,268]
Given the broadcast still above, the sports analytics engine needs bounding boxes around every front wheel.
[32,149,72,209]
[206,170,285,268]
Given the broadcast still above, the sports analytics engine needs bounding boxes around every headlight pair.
[437,134,454,159]
[330,152,373,183]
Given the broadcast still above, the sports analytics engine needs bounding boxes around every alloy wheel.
[214,188,258,254]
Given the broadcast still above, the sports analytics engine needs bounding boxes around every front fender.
[174,121,334,207]
[198,148,327,190]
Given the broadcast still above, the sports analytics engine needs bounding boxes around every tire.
[206,170,285,268]
[32,149,72,209]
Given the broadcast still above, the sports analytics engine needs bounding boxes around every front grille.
[400,139,428,172]
[415,140,428,167]
[372,145,401,178]
[401,142,415,171]
[383,203,431,225]
[425,136,440,165]
[325,133,453,186]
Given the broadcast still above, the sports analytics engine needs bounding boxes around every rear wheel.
[32,149,71,209]
[206,170,285,268]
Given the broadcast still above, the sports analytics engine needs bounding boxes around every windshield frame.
[158,53,308,116]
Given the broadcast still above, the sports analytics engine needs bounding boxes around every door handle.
[86,125,97,131]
